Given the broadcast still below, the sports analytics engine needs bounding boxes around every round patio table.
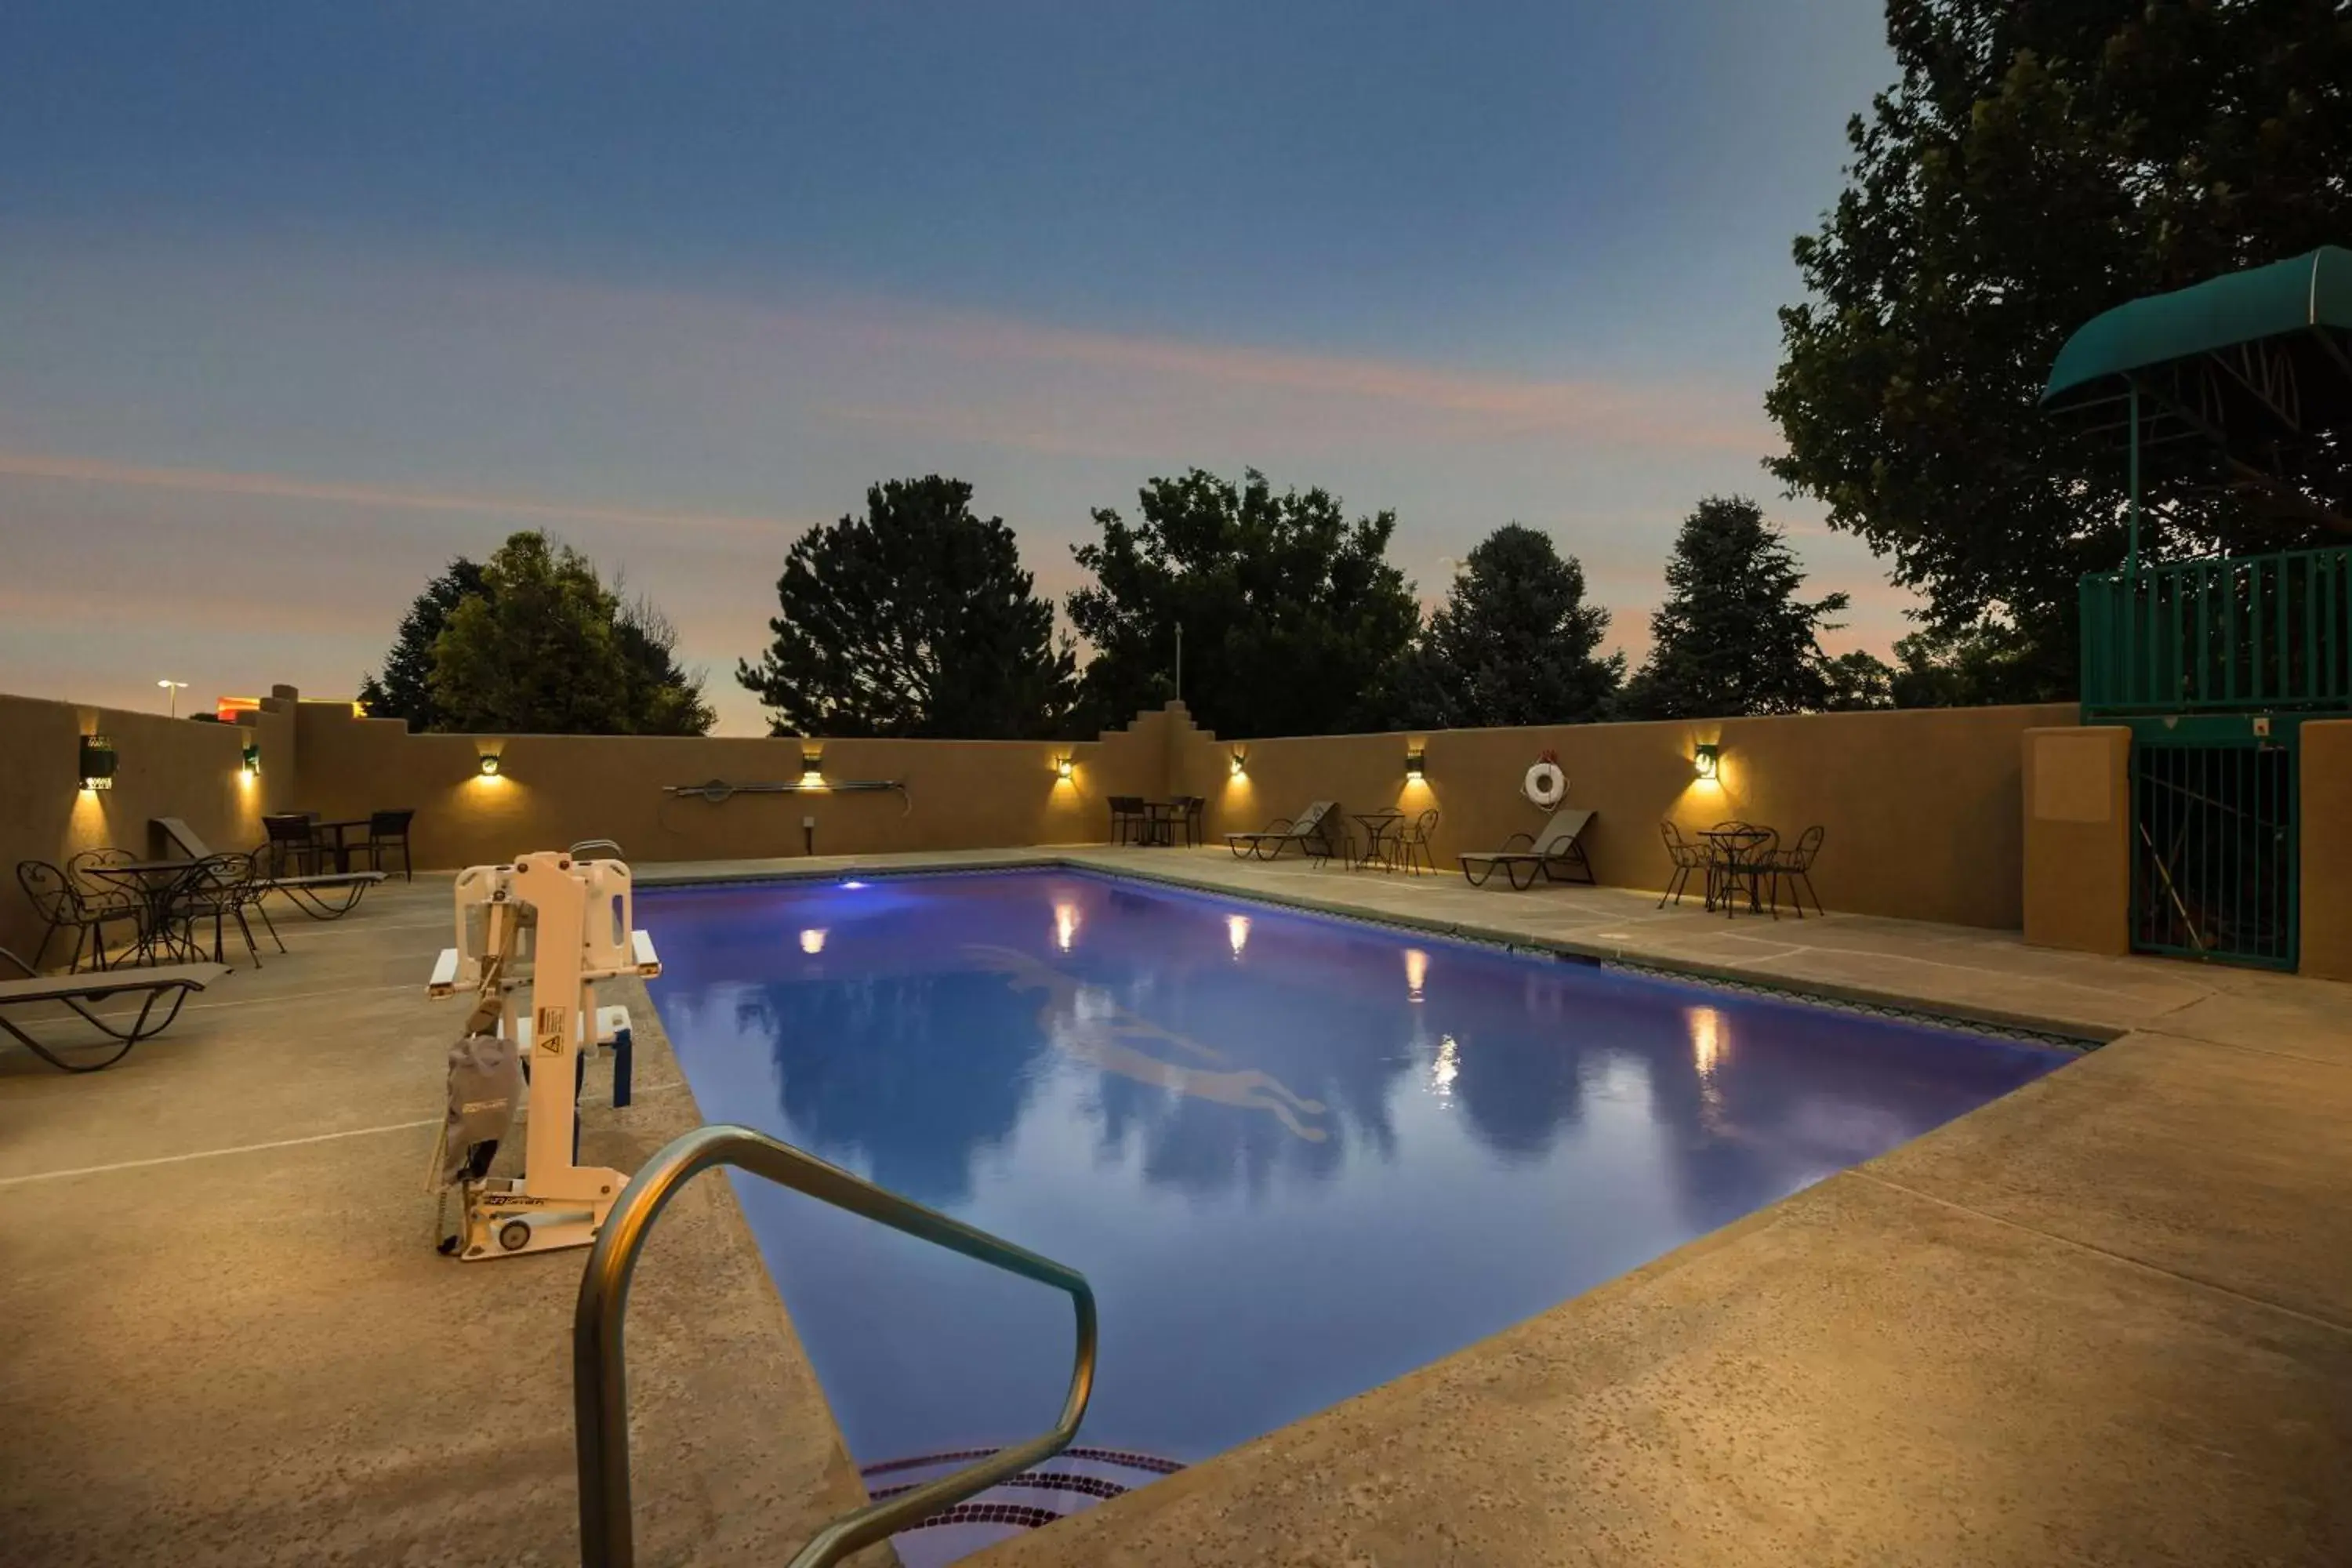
[86,859,206,964]
[1698,826,1774,917]
[1352,809,1405,871]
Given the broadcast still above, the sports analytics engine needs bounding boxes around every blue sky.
[1,2,1902,733]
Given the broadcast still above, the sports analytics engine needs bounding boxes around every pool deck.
[2,846,2347,1565]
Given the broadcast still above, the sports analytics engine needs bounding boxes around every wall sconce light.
[800,749,824,785]
[1229,749,1247,778]
[1693,742,1720,781]
[1054,755,1074,781]
[1405,746,1426,781]
[477,753,503,779]
[79,734,118,791]
[241,741,261,776]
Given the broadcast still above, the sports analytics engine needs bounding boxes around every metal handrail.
[574,1123,1097,1568]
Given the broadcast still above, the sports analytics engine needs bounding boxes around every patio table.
[1699,826,1774,917]
[1352,809,1405,871]
[1139,801,1183,847]
[86,859,206,964]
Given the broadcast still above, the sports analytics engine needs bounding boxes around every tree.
[428,532,715,735]
[1888,619,2043,708]
[1767,0,2352,699]
[737,477,1075,739]
[1065,469,1419,739]
[1619,496,1851,719]
[1382,524,1622,728]
[359,557,488,731]
[1819,649,1896,711]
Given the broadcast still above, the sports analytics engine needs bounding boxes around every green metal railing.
[2082,545,2352,716]
[575,1123,1098,1568]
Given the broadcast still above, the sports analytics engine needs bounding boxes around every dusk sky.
[2,3,1905,735]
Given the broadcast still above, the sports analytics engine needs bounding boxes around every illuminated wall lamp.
[1693,742,1721,781]
[1405,746,1427,781]
[1229,749,1247,778]
[1054,756,1074,781]
[241,741,261,776]
[800,749,824,786]
[477,753,503,779]
[79,734,118,792]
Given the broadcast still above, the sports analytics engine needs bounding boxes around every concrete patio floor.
[2,846,2347,1566]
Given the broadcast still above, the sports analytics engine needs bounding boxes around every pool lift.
[426,848,662,1261]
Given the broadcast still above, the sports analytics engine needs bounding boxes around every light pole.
[157,679,187,718]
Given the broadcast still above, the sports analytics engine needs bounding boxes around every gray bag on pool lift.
[440,1029,524,1188]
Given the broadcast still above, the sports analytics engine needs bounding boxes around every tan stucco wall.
[2300,720,2352,981]
[0,691,298,961]
[2019,726,2132,956]
[287,697,1171,872]
[1177,702,2081,929]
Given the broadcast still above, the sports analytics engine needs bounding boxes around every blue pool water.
[641,869,2071,1560]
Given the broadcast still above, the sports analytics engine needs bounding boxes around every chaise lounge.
[0,946,227,1072]
[1458,808,1597,890]
[1225,800,1345,864]
[155,818,386,919]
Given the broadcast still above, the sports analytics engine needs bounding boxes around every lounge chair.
[154,818,385,919]
[1459,808,1596,891]
[0,946,227,1072]
[1225,800,1344,864]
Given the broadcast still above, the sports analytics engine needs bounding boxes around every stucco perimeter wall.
[290,699,1177,871]
[2302,720,2352,982]
[1172,702,2082,930]
[0,691,299,960]
[2018,727,2132,956]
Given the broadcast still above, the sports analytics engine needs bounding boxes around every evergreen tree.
[1385,524,1621,728]
[737,477,1076,738]
[1066,469,1418,739]
[1620,496,1850,719]
[358,557,486,731]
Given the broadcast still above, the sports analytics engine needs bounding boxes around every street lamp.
[157,679,188,718]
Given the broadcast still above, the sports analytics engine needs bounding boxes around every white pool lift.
[426,848,660,1261]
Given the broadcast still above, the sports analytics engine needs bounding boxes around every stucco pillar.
[2299,720,2352,980]
[2021,725,2132,956]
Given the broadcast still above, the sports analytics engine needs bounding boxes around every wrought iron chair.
[1106,797,1146,845]
[17,861,139,972]
[355,809,417,880]
[261,813,325,877]
[175,852,281,967]
[1768,826,1825,918]
[1657,823,1706,908]
[1168,796,1205,848]
[1394,809,1440,876]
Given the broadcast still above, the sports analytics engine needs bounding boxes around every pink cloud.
[0,449,805,536]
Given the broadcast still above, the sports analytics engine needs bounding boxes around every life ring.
[1523,760,1567,808]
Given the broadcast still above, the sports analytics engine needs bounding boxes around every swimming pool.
[641,869,2073,1563]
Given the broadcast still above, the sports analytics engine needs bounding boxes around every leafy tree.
[1767,0,2352,699]
[737,477,1075,739]
[1066,469,1419,738]
[428,532,714,735]
[359,557,487,731]
[1619,496,1851,719]
[1381,524,1622,728]
[1819,649,1896,711]
[1889,619,2044,708]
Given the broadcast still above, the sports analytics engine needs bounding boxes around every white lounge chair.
[0,946,227,1072]
[1459,808,1596,891]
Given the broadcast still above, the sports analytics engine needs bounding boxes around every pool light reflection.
[1404,947,1429,1003]
[1054,902,1080,952]
[1226,913,1250,958]
[1690,1004,1726,1076]
[800,928,828,955]
[1429,1033,1460,1098]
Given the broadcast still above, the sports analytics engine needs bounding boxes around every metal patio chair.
[1657,822,1706,909]
[1767,826,1825,918]
[18,861,140,973]
[354,809,416,880]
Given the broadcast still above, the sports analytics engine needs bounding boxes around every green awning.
[2042,246,2352,408]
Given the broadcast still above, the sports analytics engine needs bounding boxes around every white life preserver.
[1523,760,1566,808]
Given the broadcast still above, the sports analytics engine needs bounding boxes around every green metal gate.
[2128,717,2299,968]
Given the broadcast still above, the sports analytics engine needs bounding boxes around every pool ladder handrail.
[575,1122,1098,1568]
